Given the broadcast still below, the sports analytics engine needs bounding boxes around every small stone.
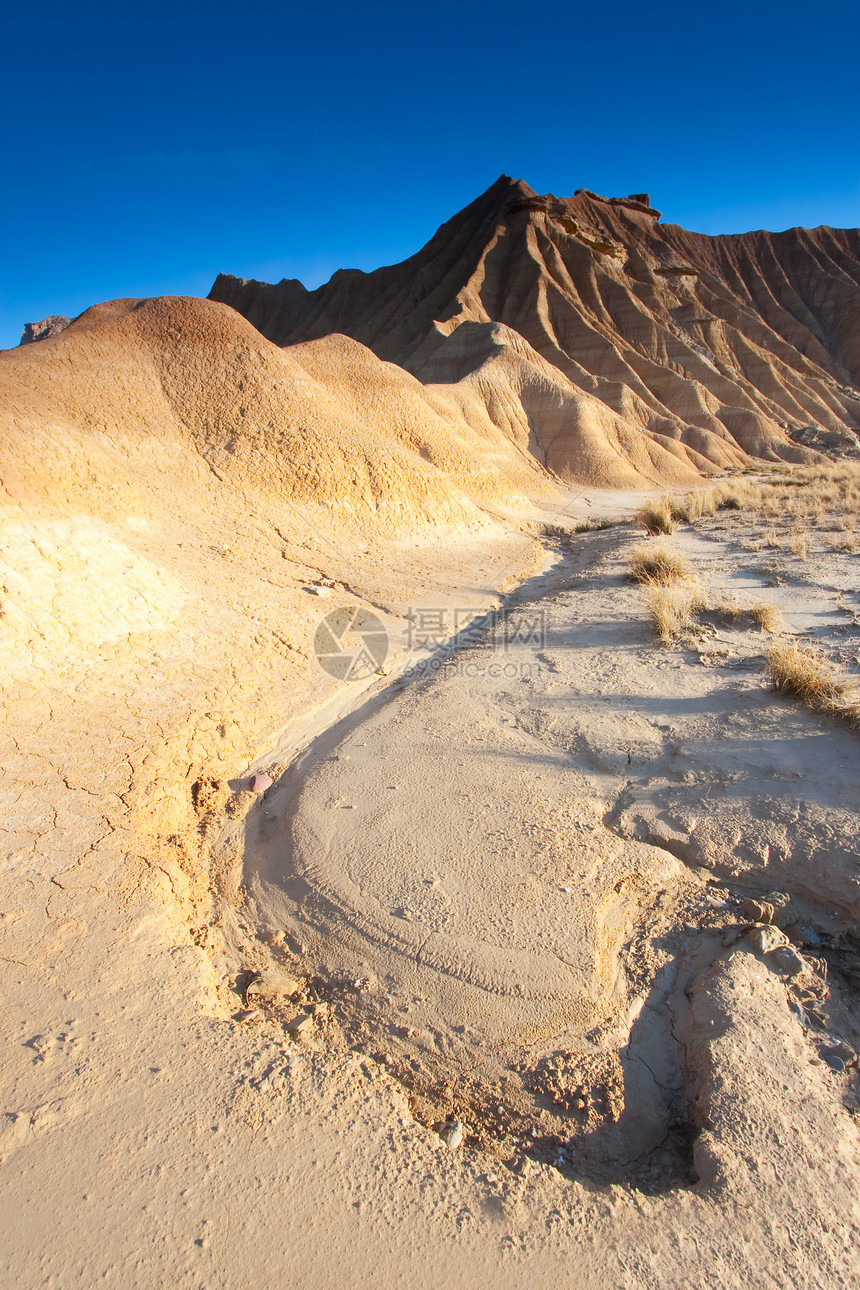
[767,945,806,977]
[307,585,330,597]
[823,1041,857,1068]
[763,891,793,929]
[745,925,788,954]
[443,1120,465,1150]
[245,970,300,1001]
[249,772,273,793]
[824,1055,846,1073]
[741,899,774,925]
[286,1013,313,1037]
[233,1008,262,1024]
[722,930,740,948]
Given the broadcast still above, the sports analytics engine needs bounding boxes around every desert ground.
[2,458,859,1288]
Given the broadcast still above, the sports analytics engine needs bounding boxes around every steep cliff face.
[210,177,860,478]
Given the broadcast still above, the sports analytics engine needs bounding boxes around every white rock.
[443,1120,465,1150]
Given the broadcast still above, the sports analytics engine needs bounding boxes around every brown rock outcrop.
[20,314,72,344]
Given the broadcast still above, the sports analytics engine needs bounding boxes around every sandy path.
[238,521,859,1254]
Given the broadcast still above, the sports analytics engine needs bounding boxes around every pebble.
[307,585,330,597]
[745,925,788,955]
[443,1121,465,1150]
[286,1014,313,1037]
[741,899,774,925]
[825,1055,846,1073]
[823,1041,858,1068]
[767,945,806,977]
[233,1008,262,1024]
[245,970,300,1001]
[249,772,273,793]
[763,891,793,929]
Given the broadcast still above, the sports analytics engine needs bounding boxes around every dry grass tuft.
[668,464,860,539]
[749,601,782,633]
[709,597,782,634]
[637,496,677,536]
[646,583,708,643]
[790,531,810,559]
[829,533,859,553]
[628,542,690,585]
[670,489,718,523]
[767,640,860,727]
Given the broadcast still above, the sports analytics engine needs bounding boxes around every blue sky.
[2,0,858,349]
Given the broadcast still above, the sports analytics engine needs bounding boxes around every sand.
[2,477,859,1287]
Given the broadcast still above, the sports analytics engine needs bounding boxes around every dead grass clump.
[710,597,782,634]
[790,532,810,559]
[670,489,718,523]
[637,496,677,536]
[749,601,782,633]
[628,542,690,585]
[767,640,860,727]
[716,479,762,511]
[646,583,707,643]
[761,462,860,526]
[572,519,617,534]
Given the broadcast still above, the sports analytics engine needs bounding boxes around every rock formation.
[211,176,860,478]
[19,314,72,344]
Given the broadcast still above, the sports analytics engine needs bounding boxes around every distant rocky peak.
[20,315,72,345]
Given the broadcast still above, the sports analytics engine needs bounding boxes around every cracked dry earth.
[3,509,860,1290]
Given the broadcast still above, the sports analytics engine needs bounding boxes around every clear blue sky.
[2,0,858,349]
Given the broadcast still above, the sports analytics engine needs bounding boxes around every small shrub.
[637,496,677,536]
[573,520,617,534]
[646,583,707,643]
[628,542,691,585]
[767,640,860,727]
[749,601,782,633]
[790,532,810,559]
